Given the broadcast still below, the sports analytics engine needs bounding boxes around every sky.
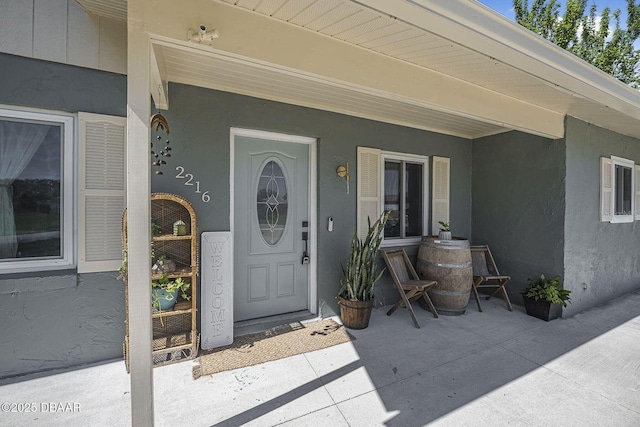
[478,0,633,21]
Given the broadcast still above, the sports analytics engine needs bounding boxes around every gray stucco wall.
[0,54,471,377]
[0,273,125,378]
[563,116,640,316]
[472,131,566,304]
[0,53,126,378]
[151,82,473,316]
[0,54,126,117]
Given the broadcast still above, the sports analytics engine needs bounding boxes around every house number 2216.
[175,166,211,202]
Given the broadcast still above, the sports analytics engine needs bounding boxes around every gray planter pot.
[438,231,452,240]
[522,296,562,321]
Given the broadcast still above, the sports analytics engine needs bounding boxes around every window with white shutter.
[432,156,450,235]
[357,147,433,245]
[602,156,635,224]
[78,113,126,273]
[600,157,613,222]
[0,107,74,273]
[381,152,428,244]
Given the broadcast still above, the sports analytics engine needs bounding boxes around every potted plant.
[152,274,191,311]
[438,221,451,240]
[338,211,390,329]
[520,274,571,321]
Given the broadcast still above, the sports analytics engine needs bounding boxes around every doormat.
[192,318,351,379]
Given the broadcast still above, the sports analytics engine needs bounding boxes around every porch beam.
[127,0,153,425]
[139,0,565,139]
[150,44,168,110]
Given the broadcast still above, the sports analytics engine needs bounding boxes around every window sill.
[610,216,634,223]
[0,260,75,275]
[381,238,422,247]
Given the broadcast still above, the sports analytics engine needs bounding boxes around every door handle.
[301,221,309,264]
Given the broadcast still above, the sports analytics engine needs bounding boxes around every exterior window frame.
[380,151,429,247]
[610,155,635,224]
[0,106,75,273]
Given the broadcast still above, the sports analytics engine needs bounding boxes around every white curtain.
[0,121,49,259]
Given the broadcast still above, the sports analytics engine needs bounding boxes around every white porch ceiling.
[76,0,640,140]
[152,40,504,138]
[74,0,127,21]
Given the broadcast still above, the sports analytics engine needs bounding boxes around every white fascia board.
[358,0,640,117]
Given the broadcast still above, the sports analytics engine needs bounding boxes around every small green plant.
[520,274,571,307]
[438,221,451,232]
[117,241,155,280]
[152,275,191,310]
[151,220,162,236]
[339,211,390,301]
[152,275,190,299]
[117,248,128,280]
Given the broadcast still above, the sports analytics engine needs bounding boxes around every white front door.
[232,130,313,322]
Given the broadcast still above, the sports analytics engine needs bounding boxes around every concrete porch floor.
[1,290,640,427]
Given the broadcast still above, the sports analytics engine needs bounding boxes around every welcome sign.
[201,232,233,349]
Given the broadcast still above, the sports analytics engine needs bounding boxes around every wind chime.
[150,113,171,175]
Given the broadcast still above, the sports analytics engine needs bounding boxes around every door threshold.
[234,311,320,337]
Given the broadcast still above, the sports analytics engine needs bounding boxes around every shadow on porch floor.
[2,290,640,426]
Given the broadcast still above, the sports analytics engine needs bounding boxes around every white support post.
[127,0,154,425]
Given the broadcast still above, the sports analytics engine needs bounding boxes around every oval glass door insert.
[257,160,288,245]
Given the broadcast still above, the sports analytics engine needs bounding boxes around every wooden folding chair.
[470,245,512,312]
[381,249,438,328]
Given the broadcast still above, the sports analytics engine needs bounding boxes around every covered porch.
[106,0,640,423]
[2,290,640,425]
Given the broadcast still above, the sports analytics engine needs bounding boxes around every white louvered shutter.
[357,147,381,240]
[78,113,126,273]
[432,156,450,235]
[635,165,640,220]
[600,157,613,222]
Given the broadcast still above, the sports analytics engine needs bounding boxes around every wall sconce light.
[336,162,350,194]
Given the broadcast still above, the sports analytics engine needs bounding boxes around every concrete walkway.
[2,290,639,426]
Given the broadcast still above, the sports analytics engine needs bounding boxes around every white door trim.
[230,127,318,316]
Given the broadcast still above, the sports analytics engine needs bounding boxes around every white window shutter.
[78,113,126,273]
[432,156,450,234]
[635,165,640,220]
[357,147,381,240]
[600,157,613,222]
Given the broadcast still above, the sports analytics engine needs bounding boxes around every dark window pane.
[615,165,632,215]
[384,161,401,238]
[405,162,423,237]
[257,160,287,245]
[1,119,62,260]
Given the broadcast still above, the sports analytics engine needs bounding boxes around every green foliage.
[521,274,572,307]
[437,221,451,232]
[339,211,390,301]
[151,220,162,236]
[152,275,191,310]
[514,0,640,87]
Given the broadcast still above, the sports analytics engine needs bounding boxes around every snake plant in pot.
[338,211,390,329]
